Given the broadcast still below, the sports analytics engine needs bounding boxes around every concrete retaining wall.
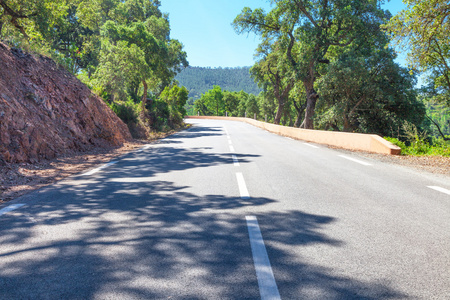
[186,116,401,155]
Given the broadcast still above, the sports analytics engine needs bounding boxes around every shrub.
[384,136,450,157]
[109,98,141,124]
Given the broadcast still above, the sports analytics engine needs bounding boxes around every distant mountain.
[175,66,262,99]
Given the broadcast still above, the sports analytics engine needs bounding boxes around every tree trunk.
[141,80,148,108]
[286,109,293,127]
[274,101,285,125]
[343,115,351,132]
[301,84,319,129]
[293,100,306,128]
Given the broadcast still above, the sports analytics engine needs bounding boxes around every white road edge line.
[0,203,25,217]
[236,172,250,199]
[246,216,281,300]
[232,155,240,167]
[428,186,450,196]
[81,161,118,176]
[338,155,372,166]
[304,143,319,149]
[137,144,152,152]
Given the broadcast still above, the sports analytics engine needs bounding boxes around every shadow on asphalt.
[0,125,407,299]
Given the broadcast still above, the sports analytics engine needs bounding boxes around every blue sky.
[160,1,407,68]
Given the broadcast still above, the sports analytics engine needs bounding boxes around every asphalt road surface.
[1,119,449,299]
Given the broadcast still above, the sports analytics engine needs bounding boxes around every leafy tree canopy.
[384,0,450,106]
[234,0,389,128]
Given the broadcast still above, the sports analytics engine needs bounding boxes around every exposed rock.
[0,42,131,163]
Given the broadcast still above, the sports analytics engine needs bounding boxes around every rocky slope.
[0,43,131,164]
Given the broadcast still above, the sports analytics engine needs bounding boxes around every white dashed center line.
[0,203,25,217]
[428,186,450,196]
[304,143,319,149]
[81,161,118,176]
[338,155,372,166]
[246,216,281,300]
[236,172,250,199]
[232,155,240,167]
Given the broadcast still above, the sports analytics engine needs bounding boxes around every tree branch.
[0,0,36,18]
[0,0,37,38]
[286,27,297,69]
[427,116,450,141]
[293,0,319,28]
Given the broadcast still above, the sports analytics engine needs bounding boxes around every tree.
[246,94,259,118]
[384,0,450,107]
[194,97,208,116]
[202,85,225,116]
[258,91,277,122]
[0,0,69,38]
[92,0,187,109]
[160,83,188,127]
[316,47,426,136]
[250,40,294,124]
[234,0,387,129]
[290,81,306,127]
[46,4,99,75]
[236,90,249,117]
[92,39,149,103]
[223,91,240,116]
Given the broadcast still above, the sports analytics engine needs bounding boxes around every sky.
[160,1,408,68]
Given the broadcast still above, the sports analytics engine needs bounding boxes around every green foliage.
[234,0,388,129]
[197,85,225,116]
[1,0,188,136]
[385,122,450,156]
[385,136,450,156]
[246,94,259,118]
[420,86,450,137]
[384,0,450,107]
[159,84,188,127]
[193,97,207,116]
[223,91,240,116]
[146,99,170,131]
[108,98,141,124]
[175,66,261,99]
[316,46,427,136]
[192,86,262,118]
[92,39,149,102]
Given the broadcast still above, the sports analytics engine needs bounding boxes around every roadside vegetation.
[0,0,449,156]
[0,0,188,138]
[190,0,449,157]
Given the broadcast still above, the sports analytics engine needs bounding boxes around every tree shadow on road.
[0,141,407,299]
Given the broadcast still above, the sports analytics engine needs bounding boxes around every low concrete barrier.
[186,116,401,155]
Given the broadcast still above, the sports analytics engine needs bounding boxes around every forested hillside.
[175,66,261,99]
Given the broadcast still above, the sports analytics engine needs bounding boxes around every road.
[1,118,449,299]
